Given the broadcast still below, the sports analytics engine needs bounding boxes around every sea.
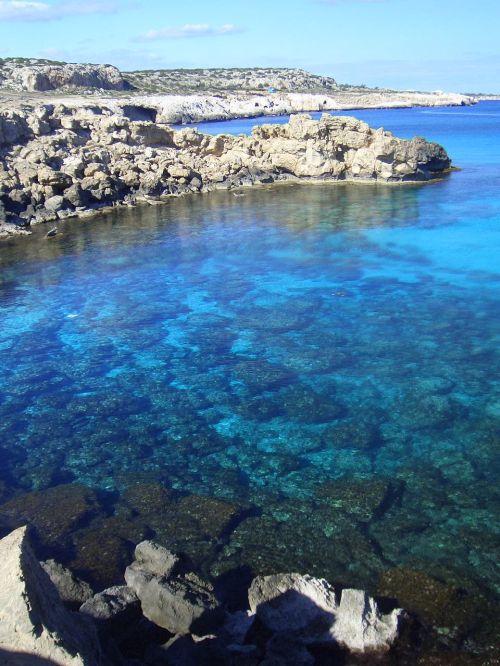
[0,102,499,639]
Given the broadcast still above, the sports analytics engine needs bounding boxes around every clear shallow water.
[1,103,499,602]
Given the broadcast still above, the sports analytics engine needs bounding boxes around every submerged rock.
[249,572,404,653]
[0,483,101,547]
[0,526,101,665]
[378,567,500,649]
[315,477,402,522]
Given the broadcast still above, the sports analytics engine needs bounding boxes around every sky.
[0,0,499,92]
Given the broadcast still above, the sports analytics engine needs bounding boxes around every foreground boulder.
[124,539,181,595]
[249,572,404,653]
[126,540,224,636]
[0,526,102,665]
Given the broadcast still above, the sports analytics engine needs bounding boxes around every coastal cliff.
[0,59,130,93]
[124,90,474,124]
[0,104,451,237]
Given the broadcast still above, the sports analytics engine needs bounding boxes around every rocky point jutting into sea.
[0,103,451,237]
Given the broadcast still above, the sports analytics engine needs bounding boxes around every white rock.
[0,526,102,665]
[249,573,404,653]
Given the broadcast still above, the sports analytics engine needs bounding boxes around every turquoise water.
[0,103,499,605]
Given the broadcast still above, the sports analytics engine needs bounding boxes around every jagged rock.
[0,103,453,231]
[248,573,337,635]
[249,573,403,653]
[41,559,94,608]
[80,585,140,627]
[0,60,129,92]
[136,571,224,636]
[80,585,172,664]
[125,539,223,635]
[0,526,102,665]
[125,539,181,595]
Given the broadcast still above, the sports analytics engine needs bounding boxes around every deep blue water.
[0,102,499,600]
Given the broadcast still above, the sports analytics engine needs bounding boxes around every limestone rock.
[249,573,403,653]
[0,526,102,665]
[41,559,94,608]
[249,573,337,635]
[331,588,403,653]
[124,539,223,635]
[80,585,140,626]
[125,539,180,595]
[137,571,224,636]
[1,60,129,92]
[0,103,452,231]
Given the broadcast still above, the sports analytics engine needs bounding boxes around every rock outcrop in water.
[0,103,451,237]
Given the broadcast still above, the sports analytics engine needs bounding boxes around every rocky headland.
[0,102,451,237]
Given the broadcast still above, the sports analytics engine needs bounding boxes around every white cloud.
[0,0,118,21]
[141,23,243,41]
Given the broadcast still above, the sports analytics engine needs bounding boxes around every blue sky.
[1,0,499,92]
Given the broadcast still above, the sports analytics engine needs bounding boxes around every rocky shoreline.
[0,475,498,665]
[0,525,428,665]
[0,102,451,238]
[1,523,498,665]
[124,90,476,125]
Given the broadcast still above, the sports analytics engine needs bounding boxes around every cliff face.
[0,103,451,236]
[0,59,130,92]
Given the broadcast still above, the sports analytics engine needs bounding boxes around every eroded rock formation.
[0,60,130,92]
[0,103,452,237]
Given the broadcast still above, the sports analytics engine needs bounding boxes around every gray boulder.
[0,526,102,665]
[41,559,94,608]
[125,539,180,596]
[45,194,65,212]
[125,540,223,635]
[80,585,140,625]
[249,573,404,653]
[138,571,224,636]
